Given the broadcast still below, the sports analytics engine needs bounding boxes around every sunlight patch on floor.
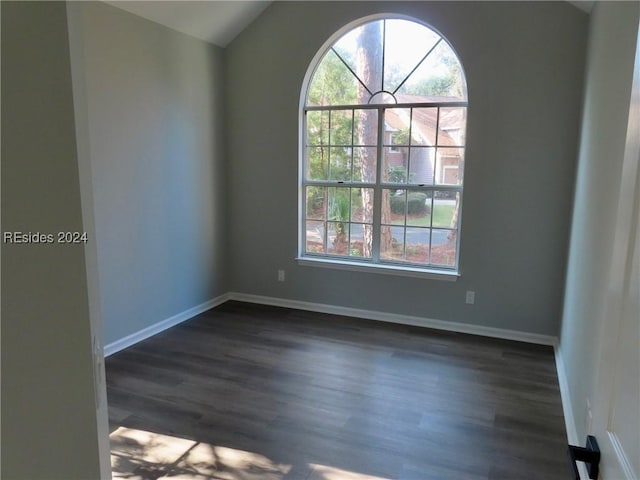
[110,427,291,479]
[308,464,392,480]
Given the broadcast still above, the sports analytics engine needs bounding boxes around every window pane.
[328,187,351,223]
[306,110,330,146]
[405,227,430,264]
[432,192,458,228]
[431,229,457,267]
[353,147,377,182]
[436,147,464,185]
[351,188,373,223]
[354,109,378,146]
[354,146,377,183]
[408,147,436,185]
[349,224,368,258]
[383,148,408,184]
[406,190,432,227]
[386,189,406,225]
[307,50,358,106]
[329,147,352,181]
[306,146,328,180]
[333,21,384,97]
[384,108,411,147]
[306,221,325,254]
[380,225,405,261]
[330,110,353,145]
[396,41,466,102]
[383,19,441,94]
[306,187,327,220]
[439,107,466,146]
[410,108,437,146]
[327,222,349,255]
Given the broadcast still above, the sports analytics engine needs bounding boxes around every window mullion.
[428,107,441,263]
[350,109,355,182]
[371,106,385,262]
[433,107,441,185]
[327,111,333,180]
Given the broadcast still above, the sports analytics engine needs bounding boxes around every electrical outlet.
[465,290,475,304]
[278,269,285,282]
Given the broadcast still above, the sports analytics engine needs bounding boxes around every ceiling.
[104,1,594,48]
[568,1,595,13]
[103,1,272,47]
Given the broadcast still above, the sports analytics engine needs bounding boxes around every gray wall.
[70,2,229,345]
[225,1,588,336]
[1,2,104,478]
[559,1,640,441]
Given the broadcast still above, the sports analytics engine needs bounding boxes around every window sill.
[296,257,460,281]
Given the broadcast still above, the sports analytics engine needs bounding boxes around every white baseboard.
[555,344,580,444]
[104,293,231,357]
[105,288,558,354]
[228,292,558,346]
[555,344,589,480]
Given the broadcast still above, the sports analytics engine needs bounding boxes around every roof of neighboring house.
[385,94,466,148]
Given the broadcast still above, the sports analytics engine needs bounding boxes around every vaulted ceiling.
[103,1,272,47]
[568,1,595,13]
[103,1,593,48]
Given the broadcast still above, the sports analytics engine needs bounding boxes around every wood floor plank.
[106,301,571,480]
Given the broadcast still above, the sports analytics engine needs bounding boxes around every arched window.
[300,17,467,276]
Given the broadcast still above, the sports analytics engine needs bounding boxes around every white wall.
[225,1,588,336]
[559,1,640,442]
[68,2,229,345]
[1,2,106,478]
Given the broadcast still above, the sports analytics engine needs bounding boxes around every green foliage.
[329,195,349,222]
[306,51,358,182]
[387,166,407,183]
[328,188,350,240]
[329,111,353,146]
[410,76,457,97]
[393,127,411,146]
[386,165,417,184]
[403,49,464,99]
[408,192,430,214]
[390,195,403,214]
[306,186,325,216]
[329,190,350,222]
[390,192,430,215]
[306,146,328,181]
[329,146,352,181]
[307,51,357,106]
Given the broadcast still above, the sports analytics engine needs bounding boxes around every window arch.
[300,16,467,276]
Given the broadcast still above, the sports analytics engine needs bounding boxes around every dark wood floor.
[106,301,571,480]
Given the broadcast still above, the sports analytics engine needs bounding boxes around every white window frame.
[388,132,401,153]
[297,15,467,280]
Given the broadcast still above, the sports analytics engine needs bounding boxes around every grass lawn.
[391,204,455,227]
